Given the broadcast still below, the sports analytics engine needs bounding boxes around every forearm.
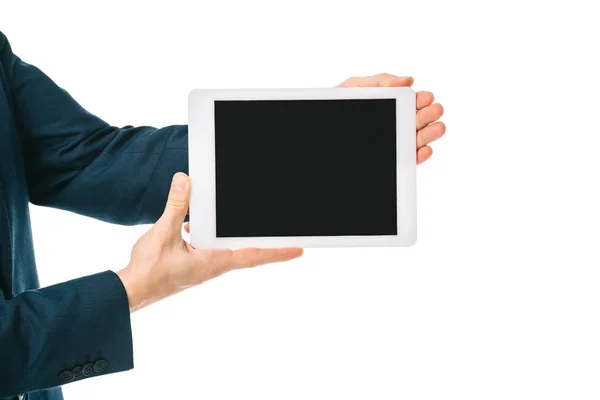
[0,271,133,397]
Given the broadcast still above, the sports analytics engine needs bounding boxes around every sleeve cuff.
[44,270,134,386]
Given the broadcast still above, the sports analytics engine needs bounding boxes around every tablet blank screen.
[214,99,397,237]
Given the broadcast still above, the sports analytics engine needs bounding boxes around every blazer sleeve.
[0,32,188,225]
[0,271,133,397]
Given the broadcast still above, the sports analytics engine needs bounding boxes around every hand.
[117,173,303,313]
[337,73,445,164]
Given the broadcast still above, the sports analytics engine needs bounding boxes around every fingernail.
[172,172,188,191]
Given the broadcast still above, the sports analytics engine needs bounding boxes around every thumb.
[158,172,190,231]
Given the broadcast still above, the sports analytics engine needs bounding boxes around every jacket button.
[94,359,108,373]
[82,363,94,376]
[59,370,74,382]
[72,365,83,378]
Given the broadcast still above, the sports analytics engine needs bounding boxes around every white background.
[2,1,600,399]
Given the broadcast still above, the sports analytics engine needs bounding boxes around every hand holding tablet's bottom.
[116,173,303,313]
[118,73,443,311]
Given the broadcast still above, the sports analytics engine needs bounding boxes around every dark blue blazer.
[0,32,188,399]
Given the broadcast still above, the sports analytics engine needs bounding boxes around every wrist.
[117,266,148,313]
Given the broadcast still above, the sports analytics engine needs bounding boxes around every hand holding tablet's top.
[187,75,445,249]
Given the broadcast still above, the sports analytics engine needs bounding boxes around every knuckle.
[152,223,171,238]
[222,249,234,260]
[249,248,263,263]
[148,231,173,251]
[167,196,185,209]
[416,109,425,125]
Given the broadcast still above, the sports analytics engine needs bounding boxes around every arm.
[0,271,133,397]
[0,31,187,225]
[0,173,302,398]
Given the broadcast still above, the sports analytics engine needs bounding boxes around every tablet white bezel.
[188,87,416,248]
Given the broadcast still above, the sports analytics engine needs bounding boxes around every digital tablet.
[188,87,416,248]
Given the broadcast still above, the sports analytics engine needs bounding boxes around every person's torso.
[0,54,39,299]
[0,48,63,400]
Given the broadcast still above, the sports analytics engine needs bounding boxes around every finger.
[417,146,433,164]
[386,75,414,87]
[416,91,434,110]
[157,172,190,231]
[338,73,413,88]
[184,222,190,234]
[417,121,446,148]
[214,247,304,271]
[416,103,444,130]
